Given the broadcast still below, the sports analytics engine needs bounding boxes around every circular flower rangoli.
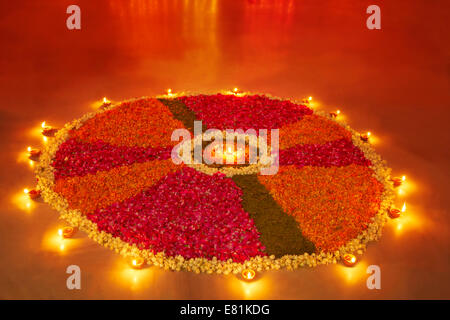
[36,93,395,274]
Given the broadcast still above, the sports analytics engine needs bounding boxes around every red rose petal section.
[87,167,266,262]
[178,94,312,131]
[258,165,384,252]
[279,138,371,168]
[52,138,173,180]
[70,98,185,148]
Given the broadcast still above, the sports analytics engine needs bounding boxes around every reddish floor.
[0,0,449,299]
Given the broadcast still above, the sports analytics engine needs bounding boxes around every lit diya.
[100,97,111,109]
[329,110,341,118]
[392,176,406,187]
[301,96,313,104]
[389,202,406,219]
[342,253,357,267]
[241,268,256,280]
[58,226,76,238]
[208,141,249,165]
[41,121,58,137]
[360,131,371,142]
[130,257,145,269]
[27,147,41,158]
[24,188,41,200]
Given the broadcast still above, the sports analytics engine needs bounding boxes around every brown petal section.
[232,174,315,257]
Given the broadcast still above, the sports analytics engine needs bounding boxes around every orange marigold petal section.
[71,98,185,148]
[54,160,182,214]
[258,164,384,252]
[279,115,352,149]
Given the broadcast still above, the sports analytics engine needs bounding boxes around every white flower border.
[35,91,395,274]
[177,130,274,177]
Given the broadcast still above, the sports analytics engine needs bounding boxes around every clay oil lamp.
[302,96,313,104]
[24,188,41,200]
[360,131,371,142]
[100,97,111,109]
[342,253,357,267]
[58,226,76,239]
[41,121,58,137]
[241,268,256,281]
[130,257,145,269]
[389,202,406,219]
[392,175,406,187]
[330,110,341,118]
[27,146,41,159]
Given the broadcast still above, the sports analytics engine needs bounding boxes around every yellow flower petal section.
[54,160,182,214]
[279,115,351,149]
[258,164,384,252]
[71,98,185,148]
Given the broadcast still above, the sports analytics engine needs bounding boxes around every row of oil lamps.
[22,90,408,280]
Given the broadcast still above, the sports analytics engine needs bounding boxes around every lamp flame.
[401,202,406,212]
[130,257,145,269]
[241,268,256,280]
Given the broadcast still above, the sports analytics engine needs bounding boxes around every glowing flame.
[342,253,357,267]
[58,229,63,237]
[242,269,256,280]
[336,110,341,115]
[130,257,144,269]
[401,202,406,212]
[233,87,238,93]
[367,131,371,137]
[103,97,109,104]
[27,146,31,152]
[167,88,172,95]
[402,175,406,181]
[41,121,46,128]
[23,188,29,194]
[308,96,312,101]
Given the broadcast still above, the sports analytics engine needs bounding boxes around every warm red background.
[0,0,449,299]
